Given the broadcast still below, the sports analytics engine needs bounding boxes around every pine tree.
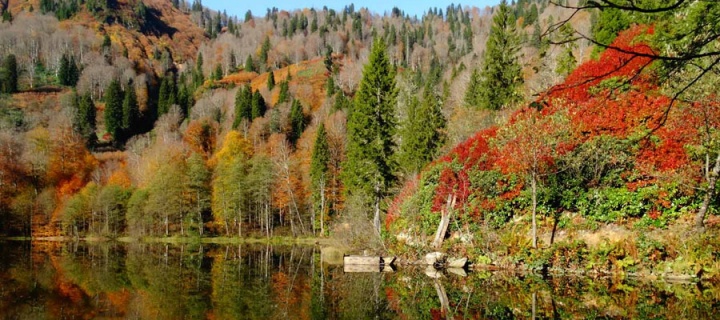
[555,24,578,77]
[277,80,290,103]
[78,92,97,147]
[245,55,256,72]
[289,99,305,145]
[267,71,275,91]
[259,36,271,70]
[232,84,252,128]
[58,54,70,86]
[342,38,397,234]
[122,84,139,136]
[399,84,446,174]
[477,0,523,110]
[212,64,223,80]
[193,52,205,88]
[1,54,18,94]
[251,90,266,119]
[464,68,481,108]
[310,123,330,235]
[68,56,80,87]
[158,74,177,116]
[104,80,124,145]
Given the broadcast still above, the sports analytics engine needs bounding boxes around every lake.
[0,240,717,319]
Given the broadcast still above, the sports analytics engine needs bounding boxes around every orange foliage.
[184,118,219,159]
[108,165,132,188]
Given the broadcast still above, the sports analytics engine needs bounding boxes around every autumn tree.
[187,152,211,236]
[343,38,398,235]
[211,131,253,236]
[493,107,571,248]
[477,0,523,110]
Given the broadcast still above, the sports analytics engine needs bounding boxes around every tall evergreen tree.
[267,71,275,91]
[342,38,397,234]
[78,92,97,147]
[464,68,482,108]
[232,84,252,128]
[104,80,124,145]
[289,99,305,145]
[399,84,446,174]
[58,54,70,86]
[245,55,256,72]
[251,90,266,119]
[1,54,18,94]
[122,84,139,136]
[277,80,290,103]
[477,0,523,110]
[158,74,177,116]
[310,123,330,235]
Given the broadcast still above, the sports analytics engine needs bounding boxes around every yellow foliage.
[210,131,253,167]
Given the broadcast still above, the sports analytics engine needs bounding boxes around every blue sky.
[201,1,502,19]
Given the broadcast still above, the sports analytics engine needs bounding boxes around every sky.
[201,0,502,19]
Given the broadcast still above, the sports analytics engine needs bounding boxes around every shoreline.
[0,235,338,246]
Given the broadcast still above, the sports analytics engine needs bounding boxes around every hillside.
[0,0,716,277]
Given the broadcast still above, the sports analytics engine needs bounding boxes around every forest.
[0,0,718,275]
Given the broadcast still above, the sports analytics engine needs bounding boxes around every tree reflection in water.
[0,241,717,319]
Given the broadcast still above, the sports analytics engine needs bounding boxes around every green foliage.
[1,54,18,94]
[463,68,482,108]
[244,55,256,73]
[555,24,577,77]
[267,71,275,91]
[476,0,523,110]
[398,83,446,174]
[104,80,124,145]
[58,54,80,87]
[70,91,98,147]
[93,184,132,236]
[591,7,630,56]
[232,84,252,128]
[277,80,290,104]
[251,90,266,120]
[343,38,398,206]
[158,73,177,117]
[310,123,330,233]
[288,99,305,145]
[122,84,139,137]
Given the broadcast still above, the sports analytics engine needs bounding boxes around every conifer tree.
[399,84,446,174]
[289,99,305,145]
[245,55,256,72]
[251,90,266,119]
[277,80,290,103]
[232,84,252,128]
[193,52,205,88]
[158,74,177,116]
[122,84,139,136]
[1,54,18,94]
[78,92,97,147]
[555,23,578,77]
[259,36,271,69]
[310,123,330,235]
[58,54,70,85]
[267,71,275,91]
[477,0,523,110]
[212,64,223,80]
[104,80,124,145]
[464,68,481,108]
[342,38,397,234]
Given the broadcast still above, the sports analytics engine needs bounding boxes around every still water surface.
[0,241,717,319]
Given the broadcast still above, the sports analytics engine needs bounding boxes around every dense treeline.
[0,0,606,240]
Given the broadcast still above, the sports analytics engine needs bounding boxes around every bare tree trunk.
[432,194,457,249]
[532,172,538,249]
[320,179,326,236]
[696,152,720,229]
